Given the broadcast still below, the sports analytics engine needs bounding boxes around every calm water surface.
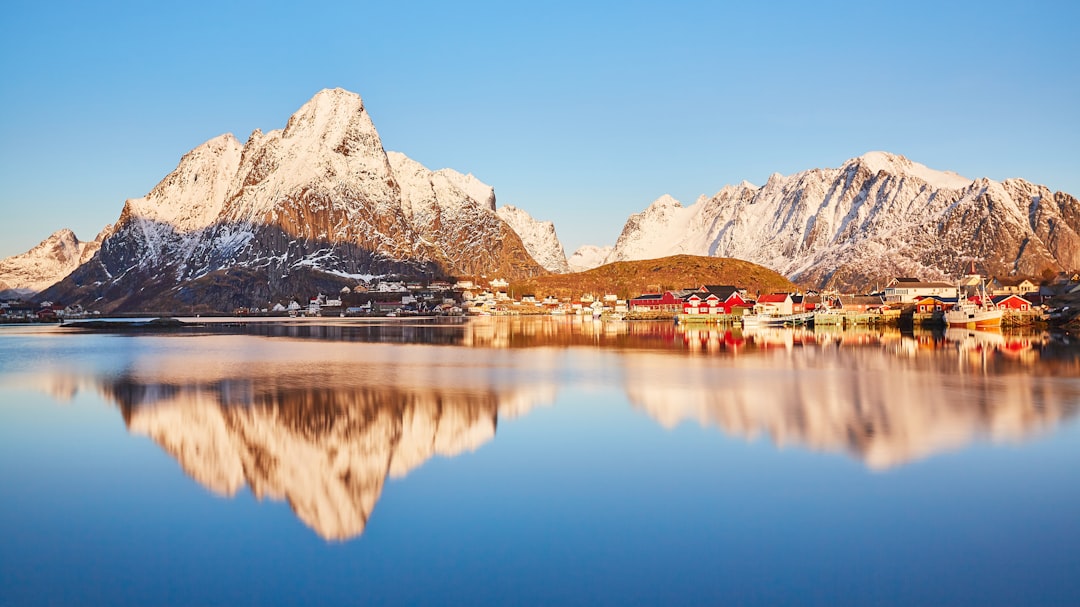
[1,317,1078,606]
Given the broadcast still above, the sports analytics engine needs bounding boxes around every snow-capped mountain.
[566,244,613,272]
[44,88,547,312]
[496,205,570,273]
[605,152,1080,291]
[0,227,108,297]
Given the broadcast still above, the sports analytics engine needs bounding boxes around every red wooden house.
[630,291,684,312]
[991,294,1034,311]
[914,296,951,313]
[683,285,748,314]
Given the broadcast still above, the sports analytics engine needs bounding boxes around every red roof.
[757,293,790,303]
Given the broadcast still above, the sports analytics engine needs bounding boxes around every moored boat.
[944,280,1002,328]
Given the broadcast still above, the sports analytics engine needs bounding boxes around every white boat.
[740,314,776,328]
[742,312,813,328]
[944,280,1002,328]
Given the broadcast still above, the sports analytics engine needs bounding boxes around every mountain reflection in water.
[91,343,556,541]
[9,319,1080,540]
[113,380,532,541]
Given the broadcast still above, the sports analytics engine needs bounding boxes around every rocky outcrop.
[496,205,570,273]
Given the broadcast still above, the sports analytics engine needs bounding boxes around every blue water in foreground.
[1,319,1078,606]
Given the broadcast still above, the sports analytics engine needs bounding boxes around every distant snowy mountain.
[43,89,548,312]
[0,227,108,297]
[496,205,570,273]
[566,244,613,272]
[605,152,1080,291]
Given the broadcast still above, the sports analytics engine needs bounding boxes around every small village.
[5,271,1079,329]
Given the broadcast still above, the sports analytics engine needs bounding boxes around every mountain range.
[3,87,1079,308]
[601,152,1080,291]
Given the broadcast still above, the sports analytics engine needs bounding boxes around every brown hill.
[509,254,797,300]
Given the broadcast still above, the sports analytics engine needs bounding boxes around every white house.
[754,293,794,315]
[883,278,958,303]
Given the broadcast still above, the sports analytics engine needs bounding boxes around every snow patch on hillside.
[567,244,614,272]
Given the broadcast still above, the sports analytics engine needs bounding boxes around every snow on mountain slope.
[566,245,613,272]
[126,134,244,232]
[608,195,693,262]
[45,88,546,312]
[856,151,972,190]
[0,227,107,296]
[439,168,496,211]
[496,205,570,273]
[607,152,1080,291]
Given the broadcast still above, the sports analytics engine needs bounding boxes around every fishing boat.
[944,280,1002,328]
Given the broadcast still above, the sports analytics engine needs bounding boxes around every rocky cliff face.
[605,152,1080,291]
[43,88,547,312]
[496,205,570,273]
[0,227,108,297]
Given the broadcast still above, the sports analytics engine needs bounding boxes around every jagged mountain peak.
[495,205,569,273]
[0,227,106,296]
[275,88,387,168]
[283,88,369,139]
[648,194,683,209]
[846,151,972,190]
[51,228,77,242]
[567,244,613,272]
[435,168,496,211]
[123,132,243,232]
[29,229,80,257]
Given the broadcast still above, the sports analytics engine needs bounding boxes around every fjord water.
[1,318,1078,606]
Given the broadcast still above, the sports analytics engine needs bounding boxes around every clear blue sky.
[1,0,1077,259]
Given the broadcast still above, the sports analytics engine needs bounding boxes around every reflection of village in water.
[8,318,1080,540]
[220,315,1080,373]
